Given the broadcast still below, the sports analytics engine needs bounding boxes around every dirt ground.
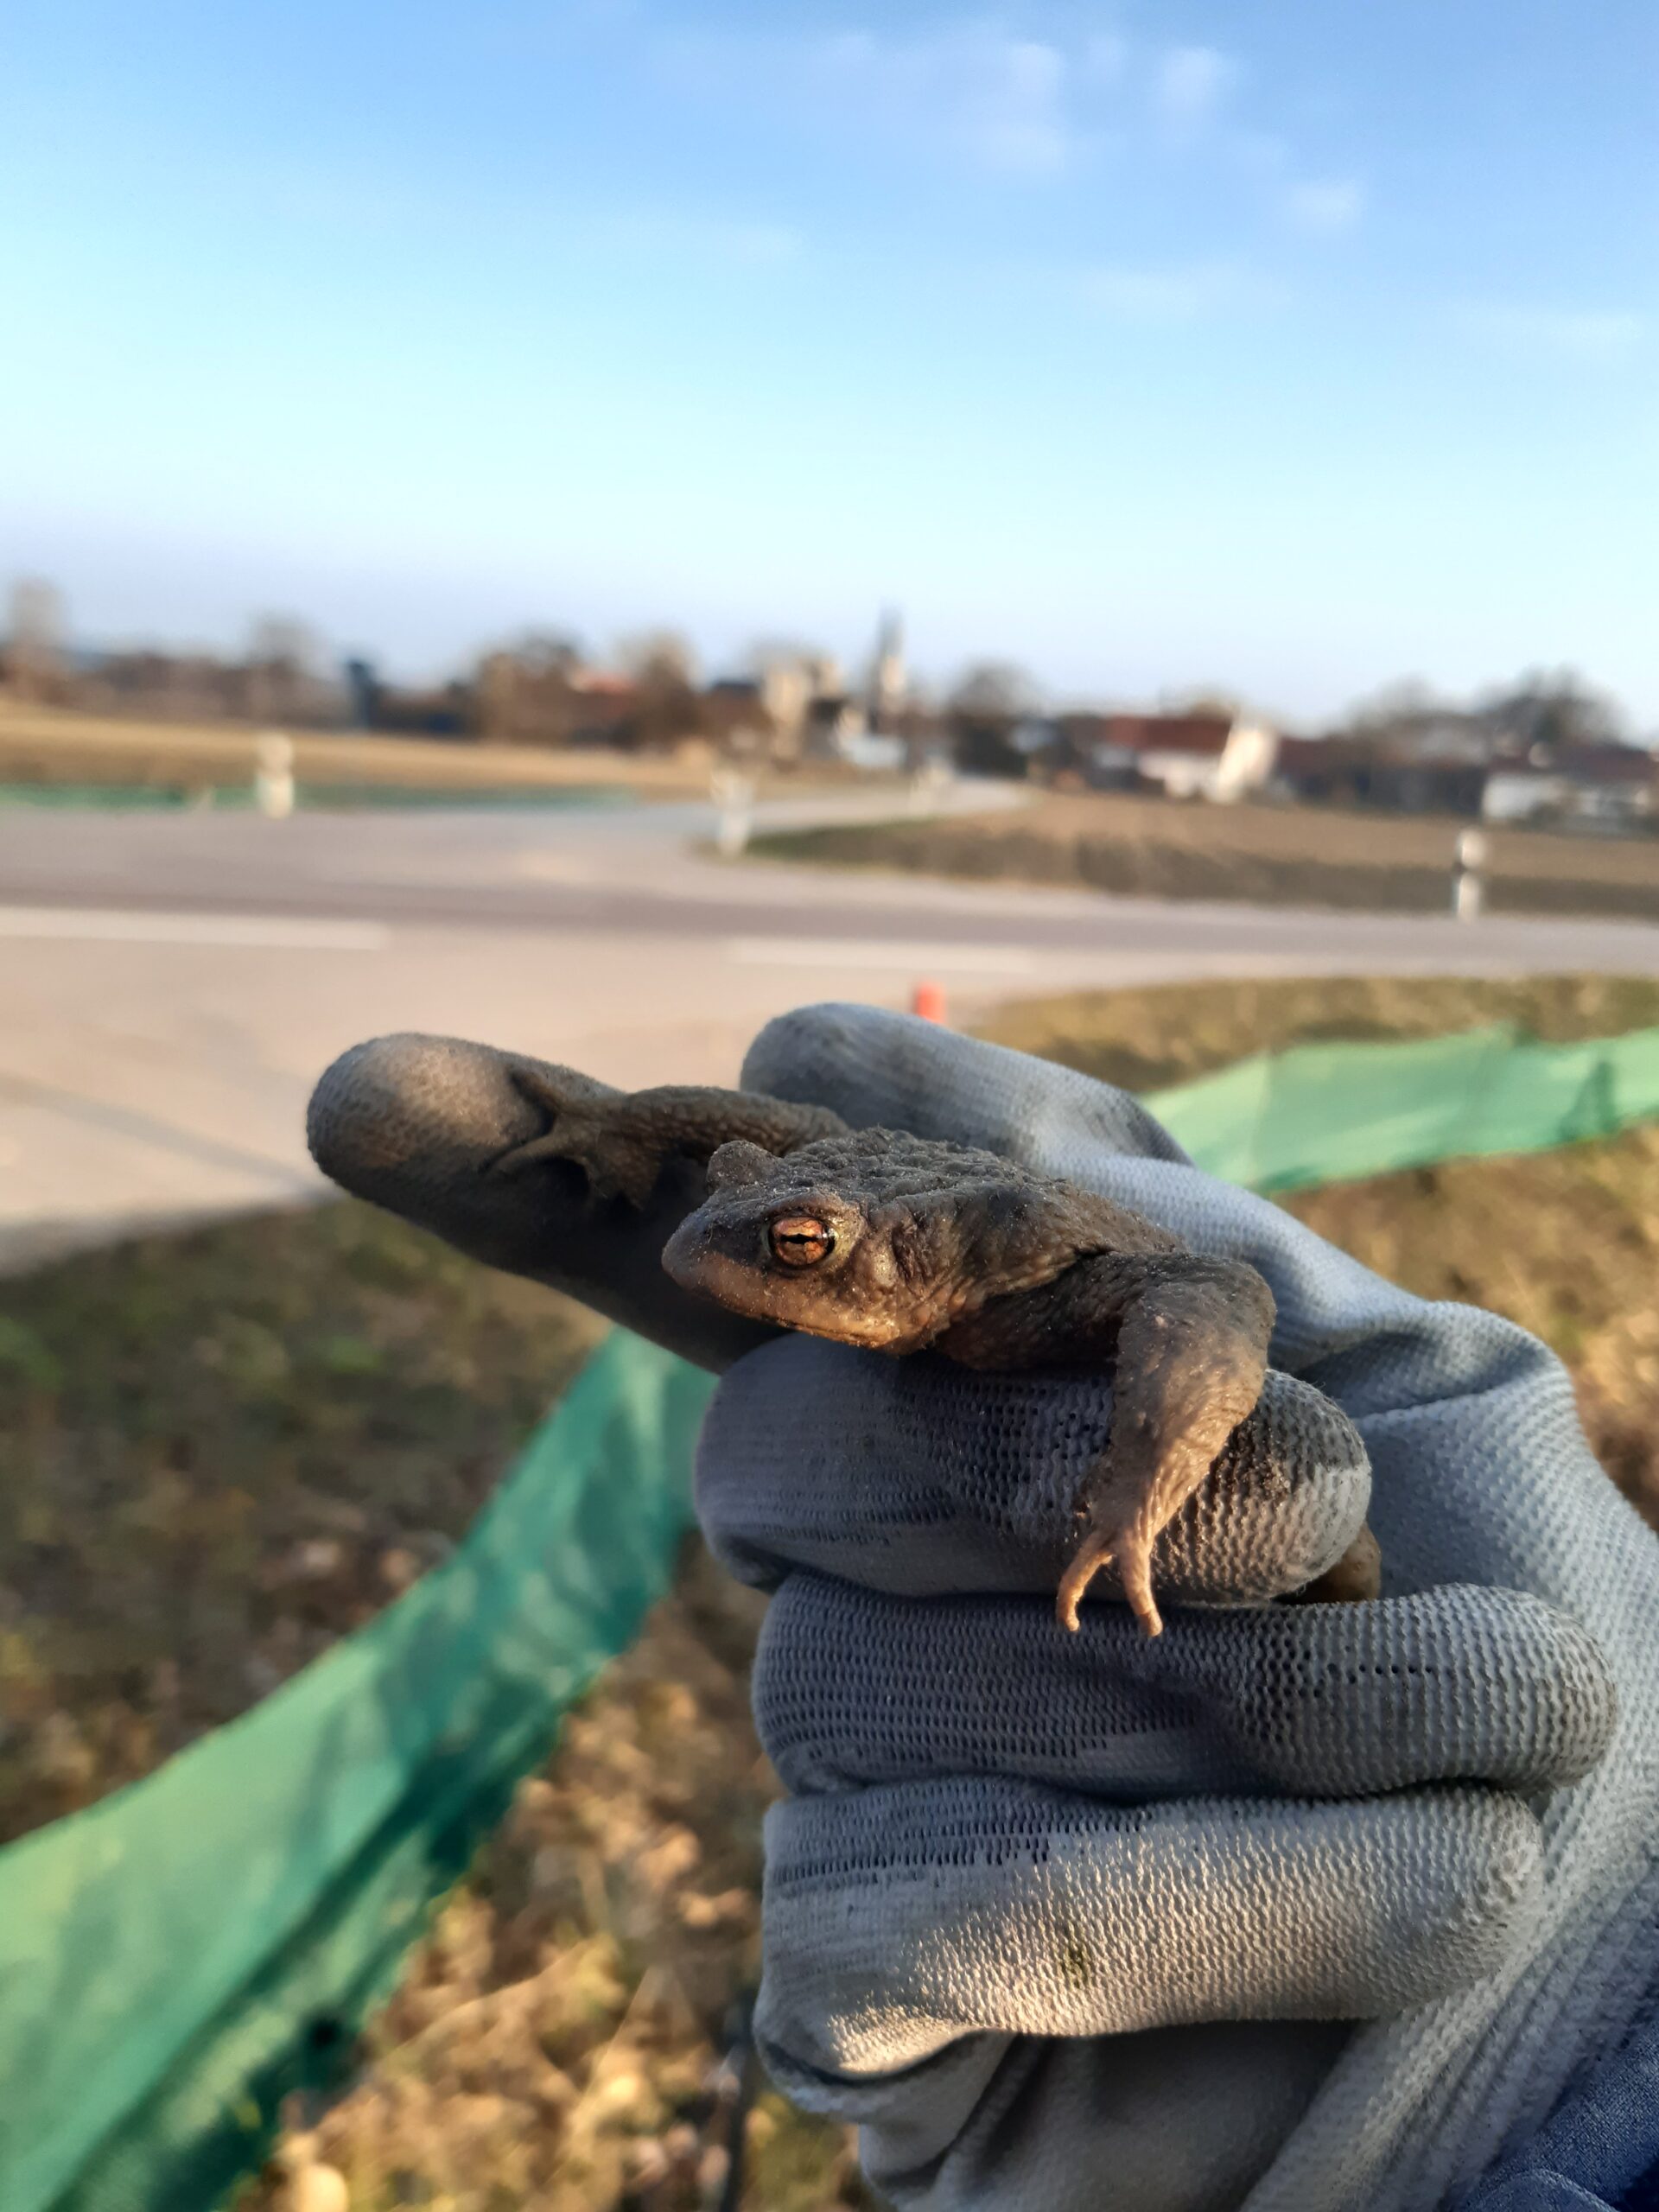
[5,971,1658,2209]
[753,790,1659,921]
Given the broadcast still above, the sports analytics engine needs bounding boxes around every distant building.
[1272,732,1491,816]
[754,662,811,741]
[703,676,773,753]
[1483,744,1658,829]
[1482,769,1574,823]
[733,649,856,759]
[804,692,869,757]
[1273,723,1659,830]
[2,578,67,699]
[564,669,639,742]
[1039,710,1279,801]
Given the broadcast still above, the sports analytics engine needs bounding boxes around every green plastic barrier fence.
[1146,1021,1659,1192]
[7,1016,1659,2212]
[0,1332,714,2212]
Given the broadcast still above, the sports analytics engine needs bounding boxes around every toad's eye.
[769,1215,835,1268]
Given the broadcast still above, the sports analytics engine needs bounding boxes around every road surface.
[3,792,1655,1267]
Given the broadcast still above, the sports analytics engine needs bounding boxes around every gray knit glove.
[694,1003,1649,2212]
[307,1008,1649,2212]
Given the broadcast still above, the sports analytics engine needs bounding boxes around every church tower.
[866,607,906,732]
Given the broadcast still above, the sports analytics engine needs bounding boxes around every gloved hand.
[307,1007,1653,2212]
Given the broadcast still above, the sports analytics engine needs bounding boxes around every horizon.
[6,575,1649,741]
[3,1,1655,724]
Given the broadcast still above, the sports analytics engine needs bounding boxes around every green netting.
[7,1018,1659,2212]
[0,1332,714,2212]
[1146,1022,1659,1192]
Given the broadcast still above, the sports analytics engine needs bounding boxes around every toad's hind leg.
[490,1065,670,1207]
[1057,1258,1275,1637]
[492,1071,847,1211]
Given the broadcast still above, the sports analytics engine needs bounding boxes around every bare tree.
[474,630,586,746]
[948,660,1039,722]
[947,661,1040,777]
[615,629,698,687]
[245,614,321,723]
[510,628,584,677]
[1482,668,1625,752]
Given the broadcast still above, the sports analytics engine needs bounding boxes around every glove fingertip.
[307,1031,542,1197]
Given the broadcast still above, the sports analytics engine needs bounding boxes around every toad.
[495,1068,1380,1636]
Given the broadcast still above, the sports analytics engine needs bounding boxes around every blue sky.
[3,0,1655,724]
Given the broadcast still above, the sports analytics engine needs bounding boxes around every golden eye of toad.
[770,1215,834,1267]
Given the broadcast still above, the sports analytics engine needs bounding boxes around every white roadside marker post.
[254,731,296,819]
[1453,826,1487,920]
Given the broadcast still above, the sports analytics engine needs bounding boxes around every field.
[3,971,1658,2209]
[0,702,757,801]
[753,786,1659,920]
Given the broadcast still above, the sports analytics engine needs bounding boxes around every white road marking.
[725,937,1034,974]
[0,906,390,950]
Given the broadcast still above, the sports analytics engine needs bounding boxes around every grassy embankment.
[3,971,1657,2209]
[752,787,1659,920]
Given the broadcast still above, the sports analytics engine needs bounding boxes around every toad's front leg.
[1051,1254,1280,1637]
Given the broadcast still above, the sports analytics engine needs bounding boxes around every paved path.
[3,793,1655,1268]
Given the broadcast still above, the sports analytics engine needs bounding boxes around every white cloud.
[1154,44,1237,130]
[807,24,1080,177]
[1458,302,1643,364]
[1071,260,1254,322]
[650,16,1349,231]
[1283,177,1365,234]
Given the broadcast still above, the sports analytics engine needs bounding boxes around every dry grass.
[245,1545,868,2212]
[6,969,1659,2209]
[0,702,870,801]
[1285,1133,1659,1527]
[0,1203,604,1842]
[975,970,1659,1096]
[753,788,1659,919]
[0,702,710,795]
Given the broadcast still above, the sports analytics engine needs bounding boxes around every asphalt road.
[3,795,1656,1267]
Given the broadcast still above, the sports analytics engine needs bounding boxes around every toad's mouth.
[662,1221,947,1356]
[663,1223,758,1306]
